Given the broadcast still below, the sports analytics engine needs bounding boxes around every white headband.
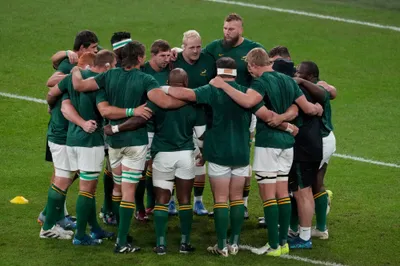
[112,39,132,50]
[217,68,237,76]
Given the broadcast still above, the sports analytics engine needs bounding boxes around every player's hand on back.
[71,66,80,73]
[315,103,323,116]
[103,124,113,136]
[170,48,182,62]
[67,50,78,64]
[135,103,153,120]
[82,120,97,133]
[209,76,226,89]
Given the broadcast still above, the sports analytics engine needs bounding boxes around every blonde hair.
[246,48,270,67]
[182,30,201,46]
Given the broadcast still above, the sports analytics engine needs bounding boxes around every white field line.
[1,91,399,169]
[240,244,347,266]
[203,0,400,32]
[0,92,47,104]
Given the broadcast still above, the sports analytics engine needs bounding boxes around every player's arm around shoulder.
[210,76,262,108]
[317,80,337,100]
[71,66,100,92]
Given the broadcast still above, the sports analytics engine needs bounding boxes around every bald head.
[168,68,188,87]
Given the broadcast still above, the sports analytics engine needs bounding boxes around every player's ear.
[105,62,111,70]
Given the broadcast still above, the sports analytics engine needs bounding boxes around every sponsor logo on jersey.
[218,53,224,57]
[200,69,207,76]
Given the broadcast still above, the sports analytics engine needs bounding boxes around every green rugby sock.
[263,199,279,249]
[75,191,94,240]
[43,184,66,230]
[278,197,291,246]
[290,196,299,232]
[214,203,229,250]
[314,191,328,231]
[229,200,244,245]
[112,195,122,224]
[178,204,193,244]
[117,201,135,246]
[154,204,169,247]
[102,169,113,214]
[88,196,101,232]
[145,169,155,209]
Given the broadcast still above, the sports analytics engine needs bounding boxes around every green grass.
[1,0,400,265]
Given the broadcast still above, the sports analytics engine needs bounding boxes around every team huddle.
[39,13,337,257]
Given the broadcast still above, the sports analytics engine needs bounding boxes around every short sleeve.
[203,41,217,60]
[250,79,265,98]
[58,74,71,93]
[95,89,107,105]
[94,72,106,90]
[57,59,74,74]
[194,85,213,105]
[61,92,70,101]
[292,80,304,100]
[146,101,159,115]
[144,75,160,93]
[250,100,265,113]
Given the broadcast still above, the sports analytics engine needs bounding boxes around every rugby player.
[295,61,336,240]
[161,57,299,257]
[71,41,186,253]
[43,50,117,244]
[47,30,99,87]
[138,39,172,220]
[211,49,322,256]
[171,30,216,216]
[203,14,267,217]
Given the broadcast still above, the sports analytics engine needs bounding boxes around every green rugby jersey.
[194,81,252,166]
[47,98,69,145]
[57,57,76,74]
[59,70,104,147]
[318,84,334,137]
[146,101,197,158]
[251,71,303,149]
[204,38,265,87]
[95,68,159,148]
[172,52,216,126]
[141,62,170,133]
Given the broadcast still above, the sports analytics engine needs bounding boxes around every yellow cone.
[10,196,29,204]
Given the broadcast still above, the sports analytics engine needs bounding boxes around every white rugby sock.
[64,201,69,216]
[194,196,203,202]
[243,196,249,207]
[299,226,311,241]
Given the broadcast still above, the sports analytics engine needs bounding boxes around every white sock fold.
[243,196,249,207]
[64,200,68,216]
[299,226,311,241]
[194,196,203,202]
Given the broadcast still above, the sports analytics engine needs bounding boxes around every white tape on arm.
[111,125,119,133]
[249,114,257,133]
[194,125,206,148]
[161,86,170,94]
[285,124,294,134]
